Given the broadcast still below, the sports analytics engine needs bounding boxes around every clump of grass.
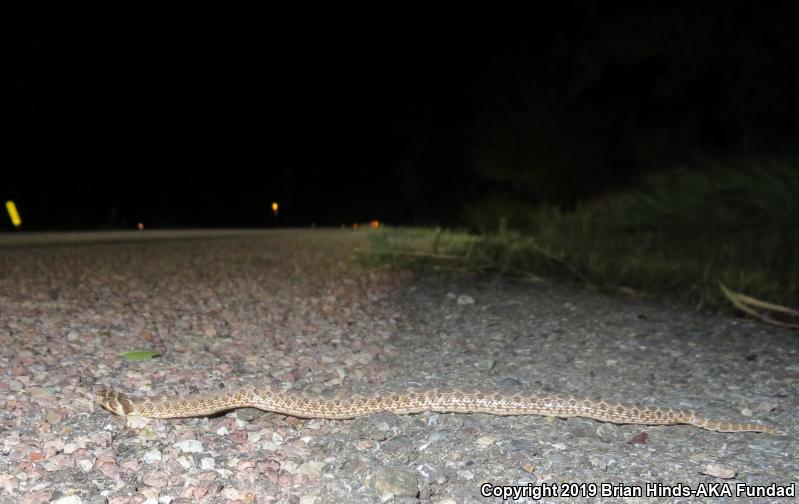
[580,159,799,307]
[365,159,799,312]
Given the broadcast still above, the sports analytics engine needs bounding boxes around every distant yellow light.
[271,202,279,213]
[5,201,21,227]
[369,220,380,229]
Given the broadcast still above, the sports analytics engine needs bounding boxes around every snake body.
[95,386,777,434]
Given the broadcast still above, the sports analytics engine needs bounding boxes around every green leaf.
[120,350,162,362]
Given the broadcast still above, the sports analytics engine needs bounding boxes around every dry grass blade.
[719,283,799,329]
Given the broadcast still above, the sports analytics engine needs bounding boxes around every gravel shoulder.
[1,229,796,503]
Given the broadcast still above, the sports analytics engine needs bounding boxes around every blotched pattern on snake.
[95,385,777,434]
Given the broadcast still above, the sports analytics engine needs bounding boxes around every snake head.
[95,388,133,416]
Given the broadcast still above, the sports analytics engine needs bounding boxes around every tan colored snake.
[95,385,777,434]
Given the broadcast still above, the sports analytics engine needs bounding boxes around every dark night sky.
[5,2,799,229]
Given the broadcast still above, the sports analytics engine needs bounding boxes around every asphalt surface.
[0,229,796,503]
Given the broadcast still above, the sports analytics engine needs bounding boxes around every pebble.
[588,455,608,470]
[297,460,326,477]
[20,491,52,504]
[120,458,141,472]
[125,416,151,429]
[280,460,299,474]
[142,449,162,464]
[425,414,441,427]
[77,458,94,472]
[499,377,523,388]
[28,387,55,399]
[176,455,194,470]
[0,473,19,494]
[507,438,535,452]
[98,461,122,479]
[701,463,737,479]
[236,408,266,421]
[456,295,475,305]
[757,400,778,413]
[370,468,418,502]
[191,480,222,498]
[43,454,74,471]
[382,435,413,453]
[220,487,253,500]
[44,408,64,425]
[51,496,82,504]
[174,439,204,453]
[457,469,474,480]
[475,358,495,370]
[142,470,170,488]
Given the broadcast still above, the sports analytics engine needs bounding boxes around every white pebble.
[456,295,475,305]
[126,416,151,429]
[297,460,326,477]
[174,439,204,453]
[142,449,162,464]
[280,461,299,474]
[701,463,737,479]
[51,496,82,504]
[176,456,193,469]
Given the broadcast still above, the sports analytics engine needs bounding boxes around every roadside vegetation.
[364,160,799,317]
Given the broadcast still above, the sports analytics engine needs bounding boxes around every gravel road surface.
[1,229,796,503]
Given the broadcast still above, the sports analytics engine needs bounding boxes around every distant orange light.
[352,223,360,230]
[272,202,279,213]
[137,222,144,231]
[369,220,380,229]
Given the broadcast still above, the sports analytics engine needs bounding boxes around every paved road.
[0,228,289,247]
[0,228,795,503]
